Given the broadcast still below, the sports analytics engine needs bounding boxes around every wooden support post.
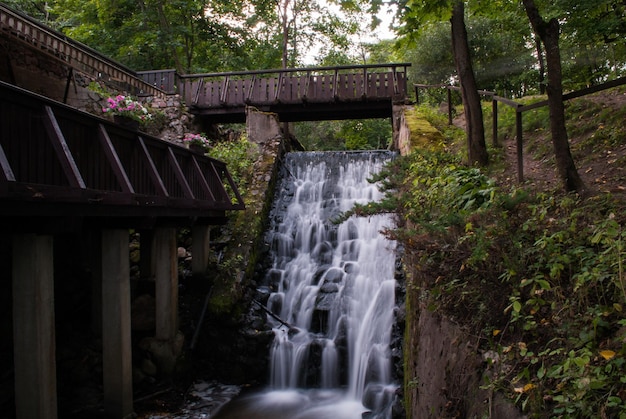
[492,99,498,147]
[63,67,74,104]
[12,234,57,419]
[139,229,156,280]
[90,230,103,336]
[154,227,178,341]
[516,109,524,183]
[192,225,211,277]
[447,88,453,125]
[101,229,134,419]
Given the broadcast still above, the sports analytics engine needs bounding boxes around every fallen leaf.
[600,350,616,360]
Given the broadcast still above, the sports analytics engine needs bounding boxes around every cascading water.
[214,151,399,419]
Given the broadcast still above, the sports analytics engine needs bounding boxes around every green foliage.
[395,0,625,100]
[340,119,392,150]
[358,102,626,417]
[294,118,392,151]
[208,135,258,198]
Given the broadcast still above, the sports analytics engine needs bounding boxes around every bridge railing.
[137,69,178,94]
[178,63,411,109]
[0,81,244,217]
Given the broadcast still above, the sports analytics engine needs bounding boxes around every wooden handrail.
[0,3,165,97]
[178,63,411,80]
[414,76,626,183]
[0,80,245,216]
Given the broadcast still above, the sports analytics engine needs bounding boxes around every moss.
[404,108,446,150]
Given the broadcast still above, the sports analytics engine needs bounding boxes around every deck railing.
[0,3,164,97]
[0,81,244,218]
[176,63,411,109]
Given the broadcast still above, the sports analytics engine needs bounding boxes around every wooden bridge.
[140,64,411,123]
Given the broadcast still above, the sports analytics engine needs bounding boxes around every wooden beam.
[12,234,58,419]
[101,229,134,419]
[97,124,135,194]
[154,227,178,341]
[0,142,15,195]
[167,147,194,199]
[191,156,215,200]
[137,136,168,197]
[43,105,86,189]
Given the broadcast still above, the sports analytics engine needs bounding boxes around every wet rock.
[323,267,344,283]
[138,331,185,376]
[320,281,339,293]
[131,294,156,331]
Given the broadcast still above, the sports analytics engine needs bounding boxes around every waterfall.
[263,151,398,418]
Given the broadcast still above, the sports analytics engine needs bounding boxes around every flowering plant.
[183,133,210,147]
[102,95,152,122]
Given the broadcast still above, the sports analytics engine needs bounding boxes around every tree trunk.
[534,35,546,94]
[522,0,587,194]
[280,0,290,68]
[450,1,488,166]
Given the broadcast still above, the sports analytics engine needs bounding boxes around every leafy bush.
[208,135,258,199]
[357,103,626,418]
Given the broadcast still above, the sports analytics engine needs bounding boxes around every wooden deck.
[176,64,411,123]
[0,81,244,229]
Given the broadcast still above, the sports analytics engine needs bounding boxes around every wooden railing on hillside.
[415,76,626,182]
[177,63,411,109]
[0,81,244,219]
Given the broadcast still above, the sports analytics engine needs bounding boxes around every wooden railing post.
[516,107,524,183]
[363,67,368,97]
[492,99,498,147]
[447,88,453,125]
[220,76,230,104]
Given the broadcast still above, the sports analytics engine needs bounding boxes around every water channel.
[213,151,399,418]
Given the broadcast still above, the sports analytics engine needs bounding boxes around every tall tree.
[395,0,488,166]
[450,1,488,165]
[522,0,586,194]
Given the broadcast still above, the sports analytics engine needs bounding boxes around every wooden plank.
[101,229,134,419]
[207,163,230,203]
[97,124,134,194]
[0,142,16,182]
[220,77,229,104]
[209,80,221,107]
[245,75,256,103]
[42,105,86,189]
[220,165,245,209]
[137,136,168,197]
[167,147,194,199]
[191,156,215,201]
[12,234,58,419]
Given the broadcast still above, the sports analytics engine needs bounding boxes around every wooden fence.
[415,76,626,182]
